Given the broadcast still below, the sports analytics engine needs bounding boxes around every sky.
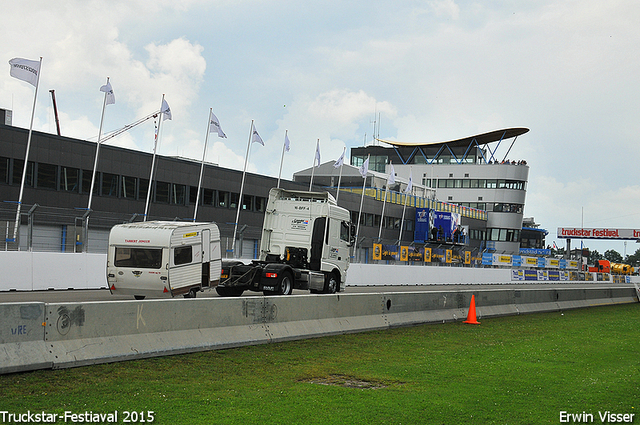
[2,0,640,256]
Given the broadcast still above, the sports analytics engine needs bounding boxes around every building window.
[155,181,170,203]
[189,186,199,205]
[256,197,266,212]
[139,179,149,201]
[101,173,119,197]
[171,184,186,205]
[61,167,79,192]
[0,156,8,184]
[36,163,58,190]
[81,170,95,194]
[121,176,137,199]
[217,191,229,208]
[202,188,215,205]
[230,193,239,209]
[12,160,34,187]
[242,194,253,210]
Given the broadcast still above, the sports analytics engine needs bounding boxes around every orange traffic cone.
[463,294,480,325]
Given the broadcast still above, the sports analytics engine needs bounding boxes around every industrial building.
[1,108,535,262]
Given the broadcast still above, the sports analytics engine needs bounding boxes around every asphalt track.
[0,283,635,303]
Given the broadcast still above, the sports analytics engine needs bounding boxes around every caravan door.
[202,229,210,287]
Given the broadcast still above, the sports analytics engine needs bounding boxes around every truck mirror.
[349,223,356,246]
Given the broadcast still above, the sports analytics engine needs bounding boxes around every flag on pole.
[284,133,291,152]
[359,156,369,178]
[388,162,395,185]
[251,125,264,145]
[208,111,226,138]
[161,98,172,121]
[334,150,345,168]
[9,58,40,87]
[405,169,413,193]
[314,139,321,166]
[99,81,115,105]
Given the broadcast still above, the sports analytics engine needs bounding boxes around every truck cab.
[217,188,355,296]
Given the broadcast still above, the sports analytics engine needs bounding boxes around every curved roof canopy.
[376,127,529,149]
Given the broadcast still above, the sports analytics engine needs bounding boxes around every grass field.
[1,303,639,424]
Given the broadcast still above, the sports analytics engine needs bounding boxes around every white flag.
[209,111,226,138]
[9,57,40,87]
[252,125,264,145]
[334,150,345,168]
[161,98,172,121]
[99,81,115,105]
[284,133,290,152]
[314,140,321,166]
[359,156,369,178]
[405,169,413,193]
[388,162,395,185]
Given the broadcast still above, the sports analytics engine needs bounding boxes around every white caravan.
[107,221,221,299]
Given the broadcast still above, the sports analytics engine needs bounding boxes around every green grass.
[1,303,639,424]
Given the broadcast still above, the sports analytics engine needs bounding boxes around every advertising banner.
[414,208,461,243]
[381,244,399,261]
[372,243,382,261]
[557,227,640,240]
[408,247,424,262]
[400,246,408,262]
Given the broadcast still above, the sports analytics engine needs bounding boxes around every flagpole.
[144,94,165,221]
[86,77,110,244]
[277,130,287,189]
[309,138,319,191]
[335,146,345,203]
[232,120,254,257]
[378,161,392,240]
[193,109,212,221]
[399,167,412,242]
[12,57,42,245]
[354,154,369,260]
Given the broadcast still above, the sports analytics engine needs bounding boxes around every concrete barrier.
[0,302,50,373]
[1,286,637,374]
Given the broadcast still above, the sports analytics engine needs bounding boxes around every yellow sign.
[446,249,452,263]
[372,243,382,261]
[464,251,471,264]
[525,257,538,265]
[183,232,198,238]
[400,246,408,261]
[424,247,431,262]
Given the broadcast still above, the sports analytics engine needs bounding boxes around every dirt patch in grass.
[302,374,391,389]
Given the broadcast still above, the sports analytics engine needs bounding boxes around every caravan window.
[174,246,192,265]
[114,248,162,269]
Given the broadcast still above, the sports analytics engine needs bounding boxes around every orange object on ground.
[463,294,480,325]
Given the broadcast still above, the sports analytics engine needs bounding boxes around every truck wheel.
[277,272,293,295]
[216,286,244,297]
[323,272,339,294]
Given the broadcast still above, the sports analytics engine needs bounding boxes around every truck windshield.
[114,247,162,269]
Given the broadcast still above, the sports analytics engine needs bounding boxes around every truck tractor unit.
[216,188,355,297]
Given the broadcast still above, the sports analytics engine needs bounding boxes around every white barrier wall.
[1,252,640,291]
[346,263,514,285]
[0,252,107,291]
